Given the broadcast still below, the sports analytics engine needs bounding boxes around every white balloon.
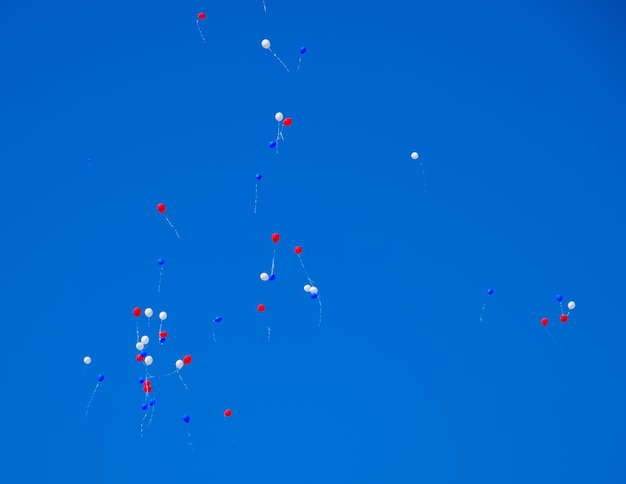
[136,342,144,351]
[411,151,419,160]
[567,301,576,310]
[159,311,168,321]
[309,286,319,294]
[260,272,270,281]
[144,308,153,318]
[141,335,149,345]
[83,356,91,365]
[304,284,311,292]
[175,359,184,370]
[275,112,284,122]
[261,39,271,49]
[144,355,153,366]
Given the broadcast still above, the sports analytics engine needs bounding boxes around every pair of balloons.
[274,112,293,126]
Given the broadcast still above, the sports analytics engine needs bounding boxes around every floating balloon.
[144,307,153,318]
[261,39,289,72]
[141,403,148,411]
[254,173,263,213]
[300,46,307,54]
[261,39,270,49]
[260,272,269,281]
[144,355,154,366]
[269,274,276,280]
[560,314,568,323]
[269,140,277,148]
[196,13,206,42]
[294,246,302,254]
[157,258,165,292]
[197,12,206,20]
[98,374,104,382]
[133,307,141,317]
[157,258,164,265]
[272,233,280,243]
[159,311,168,321]
[411,151,419,160]
[141,335,149,345]
[175,359,184,370]
[257,304,266,312]
[157,203,165,214]
[256,173,262,180]
[568,301,576,310]
[556,294,563,302]
[183,414,190,423]
[297,46,307,71]
[85,374,105,417]
[136,354,144,362]
[224,409,232,417]
[214,316,222,323]
[304,284,311,292]
[487,288,494,295]
[183,355,192,365]
[541,317,548,327]
[309,286,319,294]
[283,117,292,127]
[83,356,91,365]
[136,342,144,351]
[156,203,181,238]
[275,112,283,122]
[159,331,168,338]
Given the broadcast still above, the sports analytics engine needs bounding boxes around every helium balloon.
[183,414,190,423]
[197,12,206,20]
[136,354,144,362]
[157,258,164,265]
[304,284,311,292]
[294,246,302,254]
[149,398,156,406]
[269,140,277,148]
[175,359,184,370]
[556,294,563,302]
[141,335,149,345]
[300,46,307,54]
[141,403,149,411]
[214,316,223,323]
[275,112,284,122]
[272,233,280,243]
[156,203,181,238]
[297,46,307,71]
[311,293,318,299]
[196,13,207,42]
[159,331,168,338]
[159,311,168,321]
[260,272,269,281]
[145,355,154,366]
[411,152,419,160]
[560,314,568,323]
[133,307,141,317]
[487,288,494,295]
[261,39,271,49]
[283,117,292,127]
[140,351,147,358]
[541,318,548,327]
[567,301,576,310]
[256,173,262,180]
[183,355,192,365]
[159,338,165,344]
[136,342,144,351]
[97,374,104,382]
[224,409,232,417]
[309,286,319,294]
[257,304,266,312]
[157,203,166,214]
[144,308,153,318]
[269,274,275,280]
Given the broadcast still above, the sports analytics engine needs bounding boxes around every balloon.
[83,356,91,365]
[157,203,166,214]
[272,233,280,243]
[260,272,269,281]
[159,331,168,338]
[275,112,284,122]
[97,374,104,382]
[138,378,145,384]
[261,39,271,49]
[136,342,144,351]
[257,304,266,312]
[309,286,319,294]
[300,46,307,54]
[136,354,144,362]
[487,288,493,295]
[183,355,192,365]
[149,398,156,406]
[256,173,262,181]
[144,308,153,318]
[304,284,311,292]
[159,311,168,321]
[556,294,563,302]
[159,338,166,344]
[145,355,154,366]
[311,293,318,299]
[224,409,232,417]
[541,317,548,327]
[411,152,419,160]
[567,301,576,310]
[157,258,164,265]
[214,316,223,323]
[183,414,190,423]
[175,359,184,370]
[140,351,147,357]
[141,403,149,411]
[283,117,292,126]
[269,274,276,280]
[560,314,568,323]
[198,12,206,20]
[269,140,277,148]
[294,246,302,254]
[141,335,149,345]
[133,307,141,317]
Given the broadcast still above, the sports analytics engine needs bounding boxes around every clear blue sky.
[1,1,625,482]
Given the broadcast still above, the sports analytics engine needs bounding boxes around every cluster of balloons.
[541,295,576,326]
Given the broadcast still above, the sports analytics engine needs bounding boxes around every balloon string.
[297,56,303,72]
[544,327,563,350]
[298,255,315,285]
[479,302,487,323]
[136,320,140,343]
[157,266,164,293]
[140,394,149,437]
[263,0,267,13]
[196,19,206,43]
[254,182,259,214]
[317,296,323,327]
[269,49,290,72]
[270,246,276,275]
[84,381,101,418]
[267,326,271,343]
[164,216,181,239]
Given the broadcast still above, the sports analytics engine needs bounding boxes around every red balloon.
[283,118,292,126]
[183,355,192,365]
[541,317,548,327]
[271,233,280,243]
[133,307,141,317]
[157,203,166,214]
[560,314,568,323]
[198,12,206,20]
[257,304,265,312]
[224,409,232,417]
[294,245,302,255]
[136,354,144,362]
[159,331,168,338]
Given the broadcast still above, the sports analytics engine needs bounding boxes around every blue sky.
[0,1,625,482]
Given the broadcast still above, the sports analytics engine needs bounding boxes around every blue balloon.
[140,350,147,357]
[183,414,190,423]
[269,274,276,280]
[139,378,145,384]
[256,173,262,181]
[487,288,494,295]
[214,316,223,323]
[157,258,164,265]
[269,140,277,148]
[556,294,563,302]
[159,338,166,344]
[149,398,156,406]
[141,403,148,411]
[311,293,318,299]
[300,46,307,54]
[97,374,104,382]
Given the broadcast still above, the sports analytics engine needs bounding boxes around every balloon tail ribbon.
[165,216,181,239]
[254,182,259,214]
[544,327,563,350]
[263,0,267,13]
[297,56,303,72]
[298,255,315,285]
[196,19,206,43]
[317,296,323,328]
[479,303,487,323]
[270,49,290,72]
[267,326,271,343]
[84,381,101,418]
[270,246,277,276]
[157,266,164,293]
[177,371,189,390]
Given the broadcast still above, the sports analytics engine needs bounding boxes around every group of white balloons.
[143,307,168,322]
[136,335,154,365]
